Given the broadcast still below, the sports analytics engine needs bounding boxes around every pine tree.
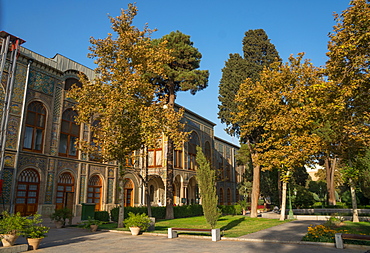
[196,146,220,229]
[218,29,280,218]
[151,31,209,219]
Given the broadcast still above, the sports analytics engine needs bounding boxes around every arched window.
[148,138,162,167]
[219,188,224,205]
[59,109,79,158]
[56,172,75,210]
[124,179,134,207]
[188,132,199,170]
[23,101,46,152]
[15,169,40,216]
[64,78,82,91]
[227,188,231,205]
[87,175,102,211]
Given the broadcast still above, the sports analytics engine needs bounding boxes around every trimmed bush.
[94,211,110,221]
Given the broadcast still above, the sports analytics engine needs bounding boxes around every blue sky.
[1,0,351,145]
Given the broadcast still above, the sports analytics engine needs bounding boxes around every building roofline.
[175,103,216,127]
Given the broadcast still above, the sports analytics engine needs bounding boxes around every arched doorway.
[124,179,134,207]
[227,188,231,205]
[15,168,40,216]
[187,177,198,205]
[87,175,102,211]
[56,172,75,210]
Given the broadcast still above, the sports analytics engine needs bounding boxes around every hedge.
[110,205,203,222]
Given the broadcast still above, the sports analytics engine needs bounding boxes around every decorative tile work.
[28,70,55,96]
[12,63,27,103]
[48,159,55,171]
[10,102,22,115]
[90,165,105,175]
[108,168,114,177]
[57,160,78,172]
[44,172,54,204]
[5,116,20,149]
[81,163,86,175]
[50,86,62,156]
[63,100,75,110]
[4,153,15,167]
[79,175,86,204]
[19,155,47,170]
[1,168,14,204]
[107,178,114,203]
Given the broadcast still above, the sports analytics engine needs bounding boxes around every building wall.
[0,38,242,219]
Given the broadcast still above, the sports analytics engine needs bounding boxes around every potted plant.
[24,214,49,250]
[50,208,73,228]
[79,217,104,232]
[0,211,27,247]
[124,212,150,236]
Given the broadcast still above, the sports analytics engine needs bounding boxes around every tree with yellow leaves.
[69,4,187,227]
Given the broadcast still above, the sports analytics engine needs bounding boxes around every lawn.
[101,215,290,238]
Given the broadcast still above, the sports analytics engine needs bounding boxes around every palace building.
[0,31,243,219]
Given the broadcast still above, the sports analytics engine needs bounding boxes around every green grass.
[339,221,370,235]
[101,215,290,238]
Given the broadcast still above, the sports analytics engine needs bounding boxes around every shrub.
[94,211,110,221]
[124,212,150,231]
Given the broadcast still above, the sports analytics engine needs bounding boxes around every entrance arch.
[87,175,102,211]
[124,179,134,207]
[15,168,40,216]
[56,172,75,210]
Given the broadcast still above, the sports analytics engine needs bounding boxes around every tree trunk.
[250,163,260,218]
[349,179,359,222]
[280,181,287,221]
[277,170,282,206]
[165,84,175,219]
[118,177,125,228]
[325,156,337,206]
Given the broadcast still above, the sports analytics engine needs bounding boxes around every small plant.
[50,208,73,226]
[79,216,104,229]
[0,211,27,236]
[325,215,344,228]
[124,212,150,231]
[24,213,50,238]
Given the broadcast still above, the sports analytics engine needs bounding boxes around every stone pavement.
[9,219,369,253]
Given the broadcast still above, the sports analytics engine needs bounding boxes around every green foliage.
[292,185,315,209]
[24,213,49,239]
[50,208,73,226]
[111,205,202,221]
[196,146,221,228]
[238,199,250,211]
[94,211,110,222]
[218,205,237,215]
[218,29,280,137]
[124,212,150,231]
[79,216,105,229]
[0,212,27,236]
[173,205,203,218]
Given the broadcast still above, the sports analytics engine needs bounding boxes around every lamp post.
[288,183,294,219]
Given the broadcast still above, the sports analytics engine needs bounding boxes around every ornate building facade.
[0,32,243,219]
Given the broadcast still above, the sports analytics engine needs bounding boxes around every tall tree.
[69,4,186,227]
[325,0,370,206]
[196,146,220,229]
[151,31,209,219]
[218,29,280,218]
[234,54,324,220]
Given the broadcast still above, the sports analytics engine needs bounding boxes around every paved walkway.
[12,220,370,253]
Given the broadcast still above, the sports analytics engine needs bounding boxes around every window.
[188,132,199,170]
[56,172,74,210]
[64,78,82,91]
[219,188,224,205]
[124,179,134,207]
[15,169,40,216]
[227,188,231,205]
[204,141,211,162]
[59,109,79,158]
[87,175,102,211]
[148,149,162,167]
[174,150,183,168]
[23,101,46,152]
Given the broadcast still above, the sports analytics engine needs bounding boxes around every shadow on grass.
[220,217,245,231]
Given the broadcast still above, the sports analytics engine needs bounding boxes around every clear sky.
[1,0,351,145]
